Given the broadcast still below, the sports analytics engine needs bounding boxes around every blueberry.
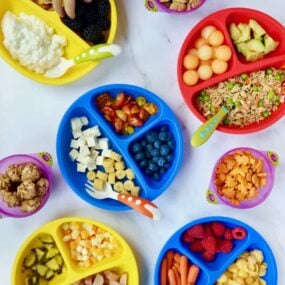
[152,156,159,163]
[164,162,171,169]
[139,159,148,168]
[166,153,174,162]
[146,144,153,152]
[146,132,157,143]
[148,162,158,171]
[159,168,166,175]
[131,142,142,154]
[160,145,170,156]
[160,126,168,132]
[152,172,161,180]
[140,139,147,147]
[157,157,166,167]
[159,131,168,141]
[154,140,161,149]
[134,152,144,162]
[146,152,151,158]
[167,139,175,149]
[151,149,159,157]
[144,168,151,175]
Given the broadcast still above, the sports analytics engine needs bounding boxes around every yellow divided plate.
[11,217,139,284]
[0,0,117,85]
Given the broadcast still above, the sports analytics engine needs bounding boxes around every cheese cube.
[87,160,97,171]
[87,136,97,147]
[93,178,105,190]
[110,151,122,162]
[69,149,79,161]
[77,163,86,173]
[96,171,108,181]
[101,149,112,158]
[105,167,115,173]
[71,117,83,132]
[77,137,87,147]
[98,138,109,150]
[79,146,90,156]
[103,158,114,168]
[96,156,104,165]
[80,116,89,126]
[89,126,101,137]
[72,130,82,139]
[77,154,90,165]
[70,139,79,149]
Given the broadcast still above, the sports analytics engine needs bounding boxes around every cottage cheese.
[1,11,66,74]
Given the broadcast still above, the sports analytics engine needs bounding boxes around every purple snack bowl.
[0,152,53,218]
[206,147,279,209]
[145,0,206,14]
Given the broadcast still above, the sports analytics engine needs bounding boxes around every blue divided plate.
[56,84,184,211]
[154,216,277,284]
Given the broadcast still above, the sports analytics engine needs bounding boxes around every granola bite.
[36,178,49,197]
[0,174,11,191]
[20,197,41,212]
[0,190,21,207]
[6,164,22,182]
[21,163,42,182]
[17,180,37,200]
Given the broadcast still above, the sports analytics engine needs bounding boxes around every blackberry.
[62,16,83,32]
[83,7,98,24]
[93,0,111,18]
[82,24,105,44]
[95,17,111,31]
[75,0,85,17]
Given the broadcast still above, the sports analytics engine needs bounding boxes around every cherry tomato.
[138,108,150,122]
[128,115,143,127]
[101,106,115,117]
[96,93,112,108]
[112,92,126,108]
[114,117,124,133]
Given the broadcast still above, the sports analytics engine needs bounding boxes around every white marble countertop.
[1,0,285,284]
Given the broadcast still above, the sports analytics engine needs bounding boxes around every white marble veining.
[1,0,285,284]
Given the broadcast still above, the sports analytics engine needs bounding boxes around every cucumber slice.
[39,234,54,244]
[46,257,60,271]
[35,264,49,277]
[45,269,55,281]
[33,248,46,262]
[26,275,39,285]
[24,253,36,268]
[46,247,59,259]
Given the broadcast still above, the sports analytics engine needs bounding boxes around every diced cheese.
[72,130,82,139]
[96,156,104,165]
[115,161,125,170]
[77,137,87,147]
[80,116,89,126]
[76,154,91,165]
[77,163,86,173]
[70,139,79,149]
[98,138,109,150]
[86,136,97,147]
[87,160,97,171]
[69,149,79,161]
[79,145,90,156]
[71,117,83,132]
[101,149,112,158]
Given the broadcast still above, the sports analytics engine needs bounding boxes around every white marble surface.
[1,0,285,284]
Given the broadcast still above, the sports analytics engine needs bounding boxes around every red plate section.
[178,8,285,134]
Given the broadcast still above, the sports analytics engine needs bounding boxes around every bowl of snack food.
[145,0,206,14]
[154,216,277,284]
[0,0,117,85]
[12,217,139,285]
[178,8,285,134]
[206,147,279,209]
[56,84,184,211]
[0,152,53,218]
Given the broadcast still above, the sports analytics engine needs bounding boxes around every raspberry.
[219,239,233,253]
[232,227,247,240]
[186,224,205,239]
[189,240,204,252]
[202,251,216,262]
[224,228,233,240]
[182,232,195,244]
[202,235,217,254]
[204,224,212,237]
[211,222,226,237]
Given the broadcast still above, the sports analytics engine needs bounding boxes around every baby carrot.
[173,267,181,285]
[180,255,188,285]
[173,261,180,273]
[187,264,200,285]
[166,250,174,271]
[174,252,182,263]
[168,269,177,285]
[160,257,167,285]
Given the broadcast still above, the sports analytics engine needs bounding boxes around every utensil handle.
[74,44,121,64]
[191,106,229,147]
[117,194,161,220]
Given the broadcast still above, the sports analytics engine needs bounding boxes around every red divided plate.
[178,8,285,134]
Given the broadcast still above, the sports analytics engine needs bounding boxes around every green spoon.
[44,43,121,78]
[191,106,229,147]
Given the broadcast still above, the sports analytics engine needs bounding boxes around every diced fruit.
[136,96,147,106]
[249,19,266,37]
[264,34,279,55]
[138,108,150,122]
[143,103,158,115]
[229,23,242,42]
[101,106,115,117]
[130,104,140,114]
[115,110,127,122]
[112,92,126,108]
[246,39,265,52]
[114,118,124,133]
[128,115,143,127]
[24,253,37,268]
[96,93,111,109]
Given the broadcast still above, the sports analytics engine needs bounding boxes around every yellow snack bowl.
[0,0,117,85]
[11,217,139,284]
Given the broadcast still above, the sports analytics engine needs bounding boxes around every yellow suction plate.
[0,0,117,85]
[11,217,139,284]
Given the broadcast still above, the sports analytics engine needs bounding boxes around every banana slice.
[125,169,135,180]
[115,161,125,170]
[96,171,108,181]
[86,171,96,181]
[124,180,134,190]
[108,173,116,185]
[113,182,124,192]
[115,170,126,180]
